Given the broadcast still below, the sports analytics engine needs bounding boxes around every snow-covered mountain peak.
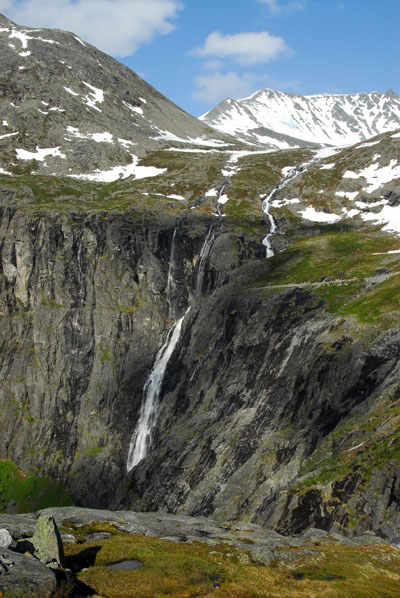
[200,88,400,149]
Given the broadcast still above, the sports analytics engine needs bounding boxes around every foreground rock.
[0,507,388,570]
[0,529,12,548]
[31,515,66,568]
[0,547,56,597]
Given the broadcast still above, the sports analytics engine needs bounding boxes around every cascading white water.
[166,223,178,319]
[261,162,311,258]
[194,224,217,295]
[127,177,230,471]
[126,311,188,471]
[261,192,278,258]
[194,179,227,295]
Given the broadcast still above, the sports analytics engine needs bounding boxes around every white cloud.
[191,30,290,66]
[257,0,305,13]
[193,72,257,103]
[0,0,183,57]
[193,70,302,104]
[203,59,225,71]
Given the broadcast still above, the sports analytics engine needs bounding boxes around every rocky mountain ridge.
[200,88,400,149]
[0,13,238,182]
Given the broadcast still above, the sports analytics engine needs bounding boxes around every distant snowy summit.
[200,88,400,149]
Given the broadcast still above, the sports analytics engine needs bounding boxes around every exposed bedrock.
[116,264,400,536]
[0,206,261,508]
[0,204,399,535]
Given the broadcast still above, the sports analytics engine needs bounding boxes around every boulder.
[0,548,56,597]
[31,516,66,568]
[0,529,13,549]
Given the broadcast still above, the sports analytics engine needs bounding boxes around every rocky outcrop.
[0,547,57,597]
[31,516,65,568]
[0,13,238,179]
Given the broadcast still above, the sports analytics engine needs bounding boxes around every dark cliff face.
[116,261,400,536]
[0,205,262,508]
[1,178,400,535]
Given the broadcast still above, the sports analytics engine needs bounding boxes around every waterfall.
[166,222,179,319]
[194,179,227,295]
[261,162,311,258]
[194,224,217,295]
[261,191,278,258]
[126,310,189,471]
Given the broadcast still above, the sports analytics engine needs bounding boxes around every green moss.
[342,274,400,322]
[296,394,400,493]
[0,459,72,513]
[40,293,63,308]
[99,345,111,363]
[61,528,400,598]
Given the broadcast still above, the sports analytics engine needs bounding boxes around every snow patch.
[360,204,400,233]
[64,87,79,97]
[9,29,30,48]
[341,207,361,218]
[319,163,336,170]
[360,160,400,193]
[218,194,229,205]
[205,188,218,197]
[281,165,294,176]
[74,36,85,46]
[300,206,340,223]
[271,198,300,207]
[335,191,359,201]
[123,101,144,116]
[0,132,18,139]
[65,126,113,143]
[82,82,104,112]
[118,138,136,148]
[167,194,185,200]
[16,146,66,160]
[155,129,227,147]
[91,132,114,143]
[357,140,380,149]
[343,170,359,179]
[67,155,166,183]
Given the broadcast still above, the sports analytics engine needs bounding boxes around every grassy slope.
[0,459,71,513]
[61,522,400,598]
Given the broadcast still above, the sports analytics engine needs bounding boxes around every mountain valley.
[0,13,400,597]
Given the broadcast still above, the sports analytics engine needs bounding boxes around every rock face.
[0,204,262,510]
[117,268,400,537]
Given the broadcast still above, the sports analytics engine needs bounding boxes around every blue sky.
[1,0,397,116]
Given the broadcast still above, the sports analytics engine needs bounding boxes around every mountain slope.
[0,14,238,181]
[200,88,400,148]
